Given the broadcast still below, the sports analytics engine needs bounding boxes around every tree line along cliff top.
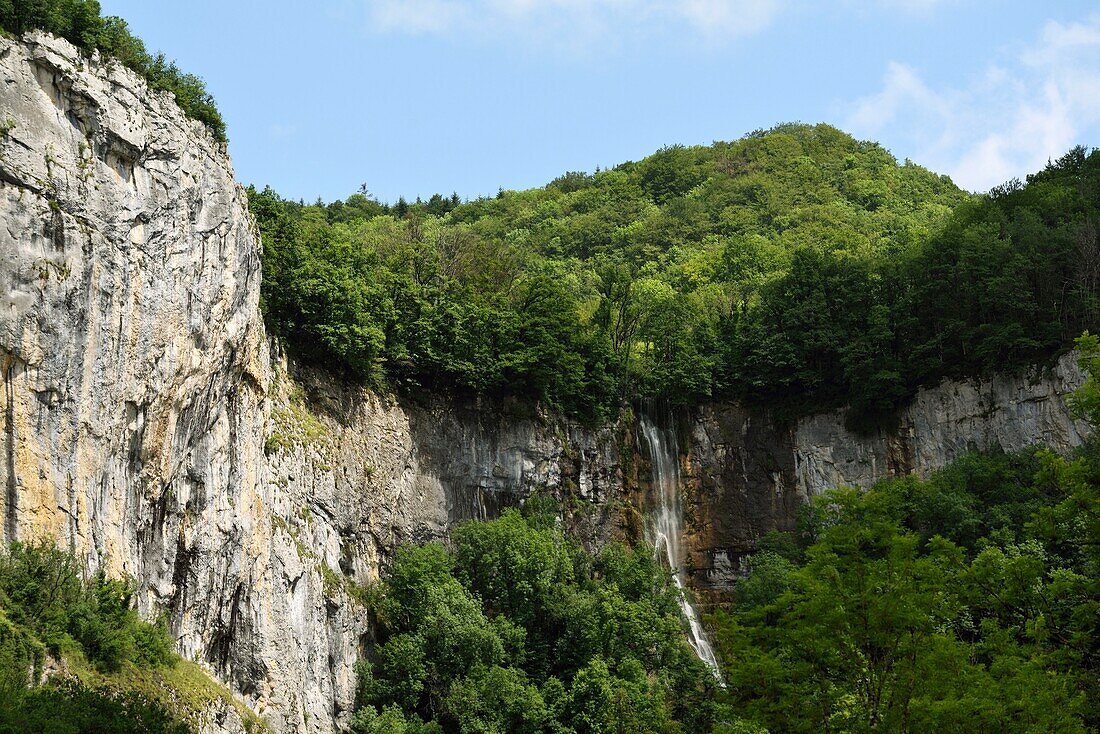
[253,125,1099,428]
[5,4,1096,428]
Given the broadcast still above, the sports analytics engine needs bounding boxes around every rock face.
[679,352,1090,592]
[0,30,273,731]
[0,31,1092,734]
[268,360,629,577]
[793,353,1089,492]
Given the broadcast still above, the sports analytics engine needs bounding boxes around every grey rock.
[682,353,1088,591]
[794,353,1088,492]
[0,30,283,733]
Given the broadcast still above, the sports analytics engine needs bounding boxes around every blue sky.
[99,1,1100,204]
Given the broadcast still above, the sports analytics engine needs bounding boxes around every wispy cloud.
[267,122,299,141]
[845,15,1100,191]
[361,0,784,46]
[355,0,964,50]
[874,0,954,13]
[840,0,961,20]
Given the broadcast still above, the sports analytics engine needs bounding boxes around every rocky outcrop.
[793,353,1089,492]
[223,353,634,731]
[268,358,629,569]
[1,30,1091,734]
[680,352,1089,592]
[0,29,272,732]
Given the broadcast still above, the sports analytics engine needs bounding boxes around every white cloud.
[356,0,962,50]
[847,62,950,132]
[845,15,1100,191]
[371,0,471,34]
[676,0,781,38]
[841,0,959,18]
[360,0,784,45]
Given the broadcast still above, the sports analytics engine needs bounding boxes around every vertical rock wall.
[680,352,1090,591]
[0,31,322,733]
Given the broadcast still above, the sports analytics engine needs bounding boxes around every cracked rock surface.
[0,31,299,733]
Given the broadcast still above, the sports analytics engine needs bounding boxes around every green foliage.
[713,352,1100,731]
[0,1,225,140]
[0,542,174,673]
[1070,332,1100,426]
[349,703,442,734]
[731,551,795,610]
[357,509,720,733]
[0,678,190,734]
[716,478,1094,732]
[0,542,187,733]
[254,126,1098,426]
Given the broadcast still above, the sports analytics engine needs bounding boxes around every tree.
[715,456,1096,733]
[356,510,716,732]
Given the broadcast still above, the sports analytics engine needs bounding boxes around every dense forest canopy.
[253,125,1099,426]
[0,0,226,140]
[350,506,721,733]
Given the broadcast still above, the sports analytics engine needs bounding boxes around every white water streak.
[639,415,724,684]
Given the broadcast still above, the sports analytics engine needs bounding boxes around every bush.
[0,543,186,732]
[1,678,190,734]
[0,543,175,672]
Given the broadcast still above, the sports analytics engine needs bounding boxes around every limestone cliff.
[679,352,1089,592]
[1,29,270,732]
[0,30,1092,734]
[0,34,631,730]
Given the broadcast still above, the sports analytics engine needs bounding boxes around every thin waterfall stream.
[639,414,724,684]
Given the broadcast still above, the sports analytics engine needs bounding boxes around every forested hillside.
[4,6,1099,733]
[253,126,1098,426]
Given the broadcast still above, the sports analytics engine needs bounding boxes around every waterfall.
[639,414,724,683]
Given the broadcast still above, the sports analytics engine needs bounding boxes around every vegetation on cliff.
[712,334,1100,732]
[0,543,188,733]
[0,0,226,141]
[252,125,1098,426]
[349,336,1100,733]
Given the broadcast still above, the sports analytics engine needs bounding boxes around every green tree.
[356,510,716,733]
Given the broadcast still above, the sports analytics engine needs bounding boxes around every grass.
[100,659,269,733]
[264,384,330,457]
[66,652,271,733]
